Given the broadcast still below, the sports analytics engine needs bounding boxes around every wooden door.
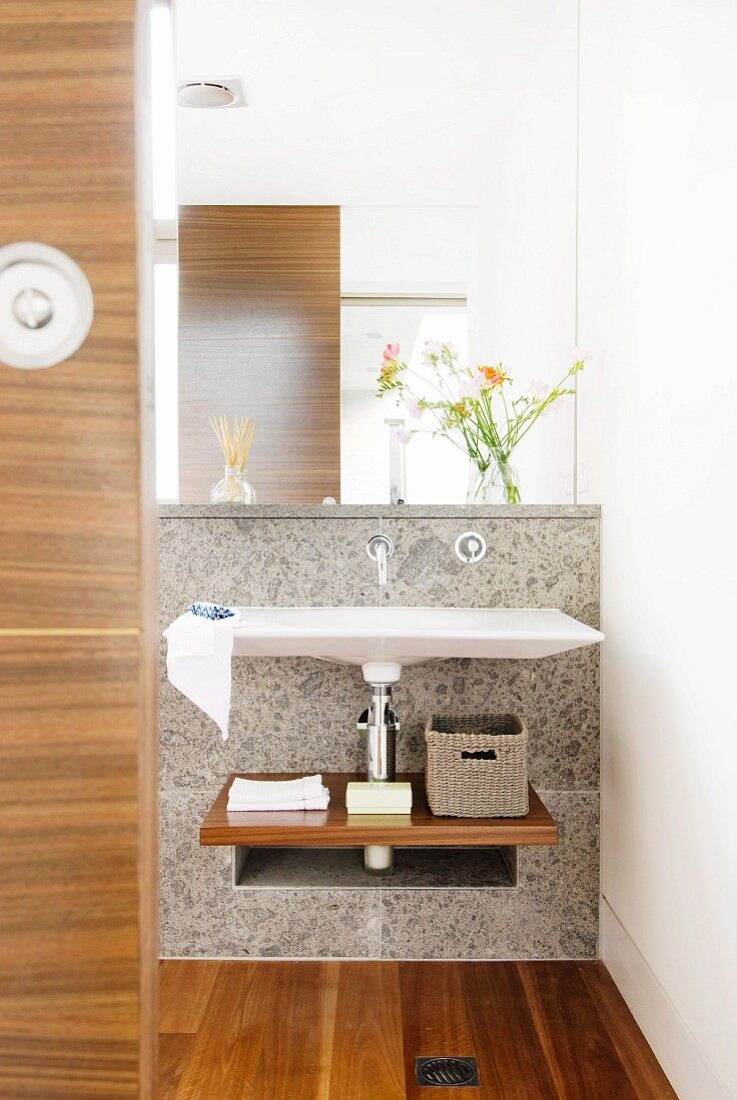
[0,3,156,1097]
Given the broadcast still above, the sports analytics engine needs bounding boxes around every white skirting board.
[601,899,732,1100]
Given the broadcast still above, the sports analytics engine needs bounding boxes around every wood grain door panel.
[0,636,142,1093]
[0,2,154,1096]
[0,4,141,629]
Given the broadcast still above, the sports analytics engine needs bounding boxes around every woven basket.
[425,713,529,818]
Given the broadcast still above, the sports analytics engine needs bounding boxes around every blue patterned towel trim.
[188,602,236,621]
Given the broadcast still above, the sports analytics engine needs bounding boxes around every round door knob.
[13,287,54,330]
[0,242,93,369]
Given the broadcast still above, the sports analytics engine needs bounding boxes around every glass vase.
[211,465,249,504]
[236,467,256,504]
[467,456,521,505]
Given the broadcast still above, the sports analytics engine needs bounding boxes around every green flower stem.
[499,459,521,505]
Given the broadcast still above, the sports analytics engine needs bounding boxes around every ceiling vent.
[177,77,245,109]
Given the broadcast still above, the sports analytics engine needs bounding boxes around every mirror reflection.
[155,0,582,504]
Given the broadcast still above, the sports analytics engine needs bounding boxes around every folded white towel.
[226,774,330,812]
[227,793,331,812]
[163,609,239,742]
[228,774,325,804]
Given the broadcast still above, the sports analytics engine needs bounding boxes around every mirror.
[155,0,581,505]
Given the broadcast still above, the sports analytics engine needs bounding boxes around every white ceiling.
[175,0,572,205]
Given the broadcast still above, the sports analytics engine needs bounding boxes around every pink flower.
[396,429,412,444]
[382,342,400,362]
[529,378,557,417]
[457,373,484,401]
[529,378,550,401]
[405,396,425,420]
[421,340,444,365]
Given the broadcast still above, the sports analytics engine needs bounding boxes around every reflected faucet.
[367,533,394,586]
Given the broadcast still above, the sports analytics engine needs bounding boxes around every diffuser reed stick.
[208,414,257,470]
[237,418,256,472]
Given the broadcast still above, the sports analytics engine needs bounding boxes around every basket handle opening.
[460,749,498,761]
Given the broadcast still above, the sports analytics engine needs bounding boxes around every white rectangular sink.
[232,606,603,683]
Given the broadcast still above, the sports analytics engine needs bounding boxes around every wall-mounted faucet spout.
[366,533,394,586]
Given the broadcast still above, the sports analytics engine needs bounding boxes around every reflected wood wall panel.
[178,205,341,503]
[0,2,154,1098]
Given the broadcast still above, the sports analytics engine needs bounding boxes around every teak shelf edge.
[199,773,558,848]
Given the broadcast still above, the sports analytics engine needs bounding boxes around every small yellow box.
[345,781,413,815]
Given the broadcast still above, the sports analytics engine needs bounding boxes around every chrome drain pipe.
[357,683,400,874]
[357,683,399,782]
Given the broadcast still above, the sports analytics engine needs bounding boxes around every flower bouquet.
[376,341,584,504]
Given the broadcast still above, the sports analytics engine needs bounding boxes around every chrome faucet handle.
[455,530,487,564]
[367,533,394,586]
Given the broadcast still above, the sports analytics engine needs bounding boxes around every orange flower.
[478,365,507,386]
[453,402,471,418]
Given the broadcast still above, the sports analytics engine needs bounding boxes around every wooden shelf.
[199,773,558,848]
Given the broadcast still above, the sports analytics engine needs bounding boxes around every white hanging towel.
[163,608,240,741]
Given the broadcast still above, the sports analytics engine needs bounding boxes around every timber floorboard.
[158,960,677,1099]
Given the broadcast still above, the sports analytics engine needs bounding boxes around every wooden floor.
[158,960,676,1099]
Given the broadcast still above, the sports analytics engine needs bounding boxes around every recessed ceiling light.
[177,77,245,109]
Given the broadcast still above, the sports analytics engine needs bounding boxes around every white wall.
[579,1,737,1095]
[470,0,579,503]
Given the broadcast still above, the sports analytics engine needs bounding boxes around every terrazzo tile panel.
[159,507,600,959]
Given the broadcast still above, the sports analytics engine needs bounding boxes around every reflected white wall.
[341,305,468,504]
[340,207,472,504]
[341,207,476,296]
[469,0,579,503]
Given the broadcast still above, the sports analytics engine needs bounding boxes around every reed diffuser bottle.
[209,415,257,504]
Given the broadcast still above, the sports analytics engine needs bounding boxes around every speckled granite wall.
[159,505,600,959]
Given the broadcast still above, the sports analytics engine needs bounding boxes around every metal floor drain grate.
[415,1056,480,1087]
